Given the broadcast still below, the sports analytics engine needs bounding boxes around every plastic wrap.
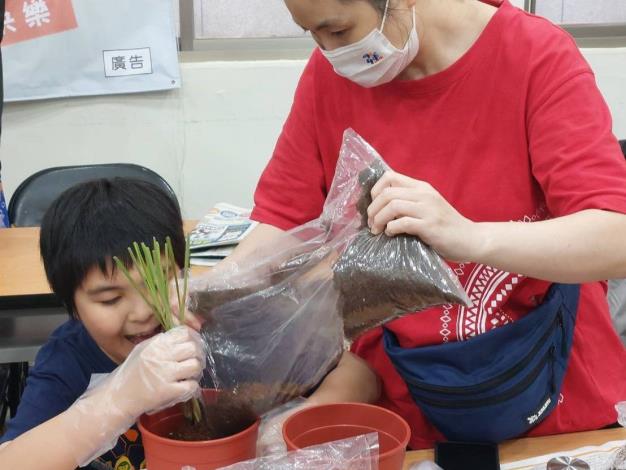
[219,433,380,470]
[187,129,470,424]
[68,327,205,466]
[617,402,626,428]
[256,398,309,456]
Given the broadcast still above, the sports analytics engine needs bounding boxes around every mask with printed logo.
[321,0,419,88]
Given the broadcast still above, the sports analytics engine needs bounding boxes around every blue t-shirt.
[1,320,147,469]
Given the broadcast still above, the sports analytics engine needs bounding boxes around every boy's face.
[73,263,163,364]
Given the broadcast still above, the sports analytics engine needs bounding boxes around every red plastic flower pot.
[282,402,411,470]
[138,390,259,470]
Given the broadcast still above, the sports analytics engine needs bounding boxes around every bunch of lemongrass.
[113,236,203,424]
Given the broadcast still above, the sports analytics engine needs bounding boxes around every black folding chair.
[8,163,178,227]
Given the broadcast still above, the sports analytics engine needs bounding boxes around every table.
[3,226,626,465]
[0,227,65,363]
[403,427,626,468]
[0,222,205,423]
[0,221,202,363]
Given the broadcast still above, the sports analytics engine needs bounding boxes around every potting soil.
[168,391,258,441]
[332,162,470,339]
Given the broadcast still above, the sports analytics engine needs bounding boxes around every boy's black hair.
[40,178,185,317]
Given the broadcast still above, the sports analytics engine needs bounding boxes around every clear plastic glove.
[169,275,203,331]
[617,402,626,427]
[257,398,309,457]
[64,326,206,467]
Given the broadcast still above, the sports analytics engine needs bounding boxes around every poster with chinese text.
[2,0,180,101]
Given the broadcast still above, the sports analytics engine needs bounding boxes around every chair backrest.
[8,163,178,227]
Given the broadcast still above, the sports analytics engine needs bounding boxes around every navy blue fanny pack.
[383,283,580,443]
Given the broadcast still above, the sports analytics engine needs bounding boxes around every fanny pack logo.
[527,397,552,425]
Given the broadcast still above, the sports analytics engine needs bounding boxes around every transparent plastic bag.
[187,129,470,428]
[218,433,380,470]
[256,398,309,457]
[617,401,626,428]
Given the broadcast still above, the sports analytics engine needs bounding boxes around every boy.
[0,178,205,470]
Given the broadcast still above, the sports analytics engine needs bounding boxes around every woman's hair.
[366,0,387,13]
[349,0,409,37]
[340,0,387,14]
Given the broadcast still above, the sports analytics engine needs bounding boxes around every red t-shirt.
[251,0,626,448]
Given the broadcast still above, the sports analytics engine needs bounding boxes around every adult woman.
[231,0,626,448]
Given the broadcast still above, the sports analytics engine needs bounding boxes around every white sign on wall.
[2,0,180,102]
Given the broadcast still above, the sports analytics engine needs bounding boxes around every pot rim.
[138,410,260,447]
[282,402,411,459]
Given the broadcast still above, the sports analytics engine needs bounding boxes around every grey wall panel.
[194,0,306,39]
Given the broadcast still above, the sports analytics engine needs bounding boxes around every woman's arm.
[367,171,626,283]
[308,351,381,405]
[214,223,286,271]
[471,209,626,283]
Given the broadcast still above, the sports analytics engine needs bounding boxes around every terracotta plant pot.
[282,402,411,470]
[138,390,259,470]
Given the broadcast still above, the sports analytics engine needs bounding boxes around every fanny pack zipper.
[412,345,555,409]
[403,309,563,396]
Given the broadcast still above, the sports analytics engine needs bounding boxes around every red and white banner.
[3,0,78,46]
[1,0,179,101]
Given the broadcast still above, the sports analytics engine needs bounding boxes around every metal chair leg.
[7,362,28,418]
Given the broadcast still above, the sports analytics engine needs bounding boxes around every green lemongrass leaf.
[157,240,173,330]
[142,244,169,329]
[129,242,150,286]
[155,244,175,328]
[120,238,191,333]
[141,242,166,326]
[182,235,190,324]
[167,238,185,325]
[191,397,202,424]
[132,242,157,299]
[154,240,174,330]
[119,237,200,426]
[164,240,172,319]
[113,255,154,313]
[128,243,144,274]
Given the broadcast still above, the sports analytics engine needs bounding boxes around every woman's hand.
[367,171,482,262]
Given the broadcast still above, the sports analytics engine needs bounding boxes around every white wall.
[1,59,306,218]
[536,0,626,24]
[2,47,626,219]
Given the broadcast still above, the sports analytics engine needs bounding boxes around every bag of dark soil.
[186,128,470,421]
[333,140,471,338]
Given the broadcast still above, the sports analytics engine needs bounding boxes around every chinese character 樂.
[23,0,51,28]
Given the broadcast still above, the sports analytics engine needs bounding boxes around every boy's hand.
[171,302,203,331]
[111,326,206,418]
[169,278,203,331]
[68,327,206,467]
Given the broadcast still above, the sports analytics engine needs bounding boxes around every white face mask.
[321,0,419,88]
